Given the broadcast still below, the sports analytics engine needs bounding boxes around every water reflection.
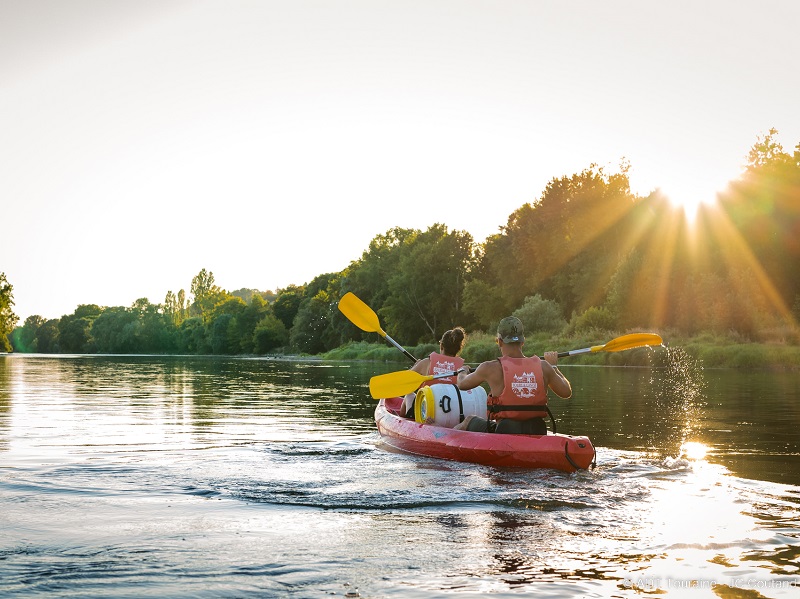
[2,354,799,486]
[0,357,11,451]
[2,354,799,598]
[681,441,709,461]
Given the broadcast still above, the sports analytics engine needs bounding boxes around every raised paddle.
[368,332,664,398]
[551,333,663,357]
[337,292,417,362]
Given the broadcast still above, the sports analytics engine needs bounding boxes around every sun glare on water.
[680,441,709,461]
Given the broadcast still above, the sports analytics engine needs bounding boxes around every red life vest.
[488,356,548,420]
[418,352,464,388]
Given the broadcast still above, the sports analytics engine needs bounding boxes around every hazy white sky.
[2,0,798,321]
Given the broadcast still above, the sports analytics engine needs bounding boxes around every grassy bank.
[323,330,800,370]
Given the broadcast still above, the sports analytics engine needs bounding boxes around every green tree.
[470,165,638,323]
[190,269,227,322]
[273,285,305,330]
[0,273,18,352]
[290,290,333,354]
[209,313,237,354]
[178,317,209,354]
[92,307,138,353]
[382,224,475,343]
[568,306,616,334]
[237,294,272,353]
[165,291,180,325]
[253,313,289,353]
[721,129,800,330]
[343,227,415,316]
[206,297,247,354]
[746,128,793,171]
[34,319,60,353]
[11,314,46,353]
[58,305,102,353]
[231,288,262,304]
[512,294,566,335]
[132,298,176,353]
[177,289,187,322]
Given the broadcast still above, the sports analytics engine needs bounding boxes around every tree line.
[3,130,799,355]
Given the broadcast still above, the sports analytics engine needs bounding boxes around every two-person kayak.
[375,396,596,472]
[337,292,665,473]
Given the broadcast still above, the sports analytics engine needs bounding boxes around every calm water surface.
[1,354,798,598]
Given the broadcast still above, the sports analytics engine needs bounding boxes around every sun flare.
[659,175,725,224]
[662,186,720,223]
[680,441,709,461]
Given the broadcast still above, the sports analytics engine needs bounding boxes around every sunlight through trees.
[7,132,800,355]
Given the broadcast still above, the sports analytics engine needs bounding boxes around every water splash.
[640,345,708,460]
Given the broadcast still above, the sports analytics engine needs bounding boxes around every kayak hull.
[375,397,595,472]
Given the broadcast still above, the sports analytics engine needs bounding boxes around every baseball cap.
[497,316,524,343]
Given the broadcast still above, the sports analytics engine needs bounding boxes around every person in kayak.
[399,326,468,418]
[455,316,571,434]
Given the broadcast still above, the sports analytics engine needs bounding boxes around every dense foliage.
[6,131,800,355]
[0,272,17,352]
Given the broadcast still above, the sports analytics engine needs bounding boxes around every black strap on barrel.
[438,384,466,423]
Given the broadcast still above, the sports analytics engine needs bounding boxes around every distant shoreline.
[5,336,799,370]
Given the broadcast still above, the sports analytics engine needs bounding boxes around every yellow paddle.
[554,333,663,357]
[369,370,460,399]
[338,292,417,362]
[368,332,664,398]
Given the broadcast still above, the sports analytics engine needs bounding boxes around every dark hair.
[439,327,467,356]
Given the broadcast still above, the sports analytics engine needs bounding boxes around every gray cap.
[497,316,524,343]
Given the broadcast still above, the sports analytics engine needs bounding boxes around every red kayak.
[375,397,596,472]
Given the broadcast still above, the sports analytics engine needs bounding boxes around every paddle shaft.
[552,347,595,358]
[384,333,417,363]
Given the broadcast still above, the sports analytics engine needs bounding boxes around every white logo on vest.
[433,360,456,375]
[511,371,538,398]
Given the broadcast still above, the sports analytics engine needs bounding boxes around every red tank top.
[418,352,464,387]
[488,355,548,420]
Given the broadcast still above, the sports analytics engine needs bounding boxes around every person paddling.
[399,327,467,418]
[455,316,571,434]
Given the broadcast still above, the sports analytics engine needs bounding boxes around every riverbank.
[323,330,800,370]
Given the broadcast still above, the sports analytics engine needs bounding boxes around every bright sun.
[631,163,730,226]
[662,182,721,224]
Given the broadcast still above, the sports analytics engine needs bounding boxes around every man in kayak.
[399,326,468,418]
[455,316,571,434]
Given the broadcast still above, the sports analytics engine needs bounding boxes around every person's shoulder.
[412,357,430,373]
[477,359,501,372]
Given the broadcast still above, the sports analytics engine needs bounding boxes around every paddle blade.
[338,292,385,336]
[369,370,429,399]
[599,333,663,353]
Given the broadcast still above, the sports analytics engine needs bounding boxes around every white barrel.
[414,383,488,427]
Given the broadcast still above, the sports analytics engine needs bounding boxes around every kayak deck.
[375,397,595,472]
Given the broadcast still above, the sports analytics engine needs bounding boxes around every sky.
[2,0,798,322]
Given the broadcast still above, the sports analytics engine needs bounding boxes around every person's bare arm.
[458,361,504,397]
[543,351,572,398]
[456,363,482,390]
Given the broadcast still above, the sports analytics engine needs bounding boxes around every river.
[1,353,798,598]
